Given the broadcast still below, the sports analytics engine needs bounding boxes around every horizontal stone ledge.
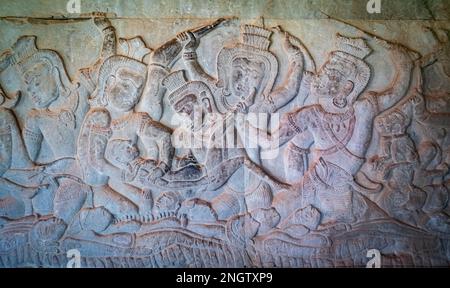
[0,0,448,20]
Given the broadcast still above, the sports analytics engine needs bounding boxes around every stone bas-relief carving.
[0,16,450,268]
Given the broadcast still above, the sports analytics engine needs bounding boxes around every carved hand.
[235,101,248,113]
[158,162,170,174]
[85,109,111,129]
[273,26,303,65]
[94,17,112,31]
[177,31,199,52]
[148,166,165,183]
[283,33,303,64]
[376,38,418,64]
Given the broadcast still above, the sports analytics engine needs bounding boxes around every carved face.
[313,62,354,110]
[23,60,59,108]
[107,68,144,112]
[230,58,265,100]
[174,93,213,132]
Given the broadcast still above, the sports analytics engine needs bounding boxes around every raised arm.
[94,17,117,60]
[137,35,183,120]
[178,31,217,86]
[245,107,312,149]
[266,32,305,112]
[137,20,226,120]
[375,42,417,112]
[77,17,117,94]
[419,27,447,68]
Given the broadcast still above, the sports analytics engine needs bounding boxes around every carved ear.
[201,92,212,113]
[105,75,116,91]
[436,28,450,43]
[344,80,354,95]
[52,66,68,95]
[103,75,116,105]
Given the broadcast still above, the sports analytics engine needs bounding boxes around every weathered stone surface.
[0,0,449,268]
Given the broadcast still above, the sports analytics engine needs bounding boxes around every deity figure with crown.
[160,69,290,196]
[246,34,420,225]
[0,17,117,166]
[79,20,228,219]
[177,24,309,115]
[171,25,312,214]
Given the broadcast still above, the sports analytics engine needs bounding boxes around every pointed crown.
[335,33,372,60]
[240,24,273,51]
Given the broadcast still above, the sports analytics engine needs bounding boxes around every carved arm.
[267,32,305,112]
[244,107,311,149]
[94,17,117,60]
[22,110,43,162]
[178,31,216,86]
[375,43,417,112]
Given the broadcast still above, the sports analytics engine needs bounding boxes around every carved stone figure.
[1,16,450,267]
[0,18,117,165]
[247,35,419,224]
[81,55,173,218]
[0,88,63,218]
[163,70,289,195]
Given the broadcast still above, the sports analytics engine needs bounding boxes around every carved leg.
[92,185,139,219]
[109,179,153,215]
[0,177,37,216]
[243,157,291,191]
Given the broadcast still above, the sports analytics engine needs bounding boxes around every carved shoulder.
[357,92,379,114]
[283,105,317,134]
